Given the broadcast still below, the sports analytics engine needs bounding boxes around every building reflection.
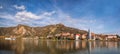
[0,39,120,54]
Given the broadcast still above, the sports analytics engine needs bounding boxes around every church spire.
[88,29,91,40]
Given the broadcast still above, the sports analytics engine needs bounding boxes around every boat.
[5,38,16,40]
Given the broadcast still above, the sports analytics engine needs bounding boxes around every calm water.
[0,39,120,54]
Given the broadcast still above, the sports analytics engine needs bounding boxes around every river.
[0,39,120,54]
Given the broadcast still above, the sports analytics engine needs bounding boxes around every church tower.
[88,29,92,40]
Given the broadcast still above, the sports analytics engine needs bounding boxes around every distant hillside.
[0,24,87,38]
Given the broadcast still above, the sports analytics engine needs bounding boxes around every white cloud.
[0,13,15,19]
[13,5,25,10]
[15,11,39,20]
[15,10,56,22]
[0,6,3,9]
[43,11,56,16]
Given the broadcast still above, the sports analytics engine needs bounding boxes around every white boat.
[5,38,16,40]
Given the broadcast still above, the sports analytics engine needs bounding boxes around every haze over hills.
[0,24,87,37]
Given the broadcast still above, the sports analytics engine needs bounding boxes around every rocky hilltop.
[0,24,87,38]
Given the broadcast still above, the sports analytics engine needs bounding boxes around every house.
[62,32,70,36]
[75,34,80,40]
[107,35,118,41]
[107,35,117,38]
[81,33,87,40]
[91,33,96,40]
[47,35,53,39]
[68,34,75,40]
[55,33,61,39]
[61,32,71,39]
[95,34,118,41]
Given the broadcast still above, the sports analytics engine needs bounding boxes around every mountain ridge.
[0,24,87,38]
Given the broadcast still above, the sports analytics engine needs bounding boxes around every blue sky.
[0,0,120,34]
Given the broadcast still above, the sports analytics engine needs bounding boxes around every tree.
[116,34,120,38]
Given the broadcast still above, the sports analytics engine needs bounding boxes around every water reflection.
[0,39,120,54]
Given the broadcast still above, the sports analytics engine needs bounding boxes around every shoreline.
[0,36,120,41]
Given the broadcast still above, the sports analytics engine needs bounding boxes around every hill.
[0,24,87,38]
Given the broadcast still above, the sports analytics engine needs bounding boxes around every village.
[47,29,120,41]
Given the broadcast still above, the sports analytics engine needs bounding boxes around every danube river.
[0,39,120,54]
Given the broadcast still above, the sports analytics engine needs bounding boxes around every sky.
[0,0,120,35]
